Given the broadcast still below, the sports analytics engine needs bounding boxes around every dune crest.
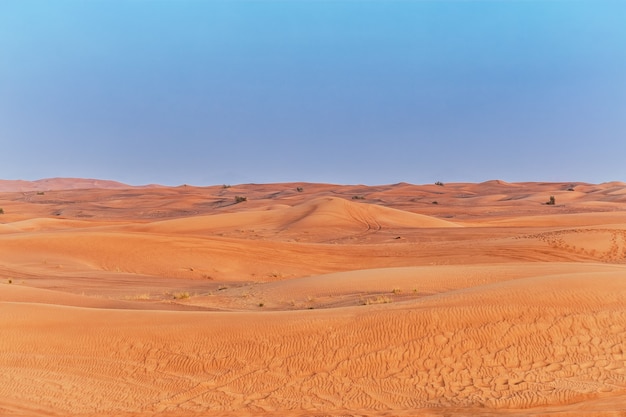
[0,177,142,192]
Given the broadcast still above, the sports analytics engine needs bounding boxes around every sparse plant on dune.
[546,196,556,205]
[352,195,365,200]
[0,208,4,214]
[392,288,402,294]
[432,201,439,205]
[125,293,150,300]
[296,187,304,192]
[173,291,190,300]
[223,184,231,189]
[235,195,247,203]
[435,181,444,186]
[360,295,392,305]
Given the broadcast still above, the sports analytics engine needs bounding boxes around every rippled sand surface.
[1,179,625,416]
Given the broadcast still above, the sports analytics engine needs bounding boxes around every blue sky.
[1,1,625,186]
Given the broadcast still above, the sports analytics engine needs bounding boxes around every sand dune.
[129,196,459,242]
[0,177,142,192]
[1,180,626,416]
[1,271,625,416]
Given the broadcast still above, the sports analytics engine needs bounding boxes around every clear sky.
[1,1,625,186]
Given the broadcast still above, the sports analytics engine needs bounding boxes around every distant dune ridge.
[1,179,626,416]
[0,177,138,192]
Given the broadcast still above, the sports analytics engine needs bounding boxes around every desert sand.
[1,178,625,416]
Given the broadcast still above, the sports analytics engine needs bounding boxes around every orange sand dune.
[129,196,459,241]
[1,179,626,416]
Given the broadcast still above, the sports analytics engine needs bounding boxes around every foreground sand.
[1,179,625,416]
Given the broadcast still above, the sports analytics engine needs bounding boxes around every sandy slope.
[1,180,626,416]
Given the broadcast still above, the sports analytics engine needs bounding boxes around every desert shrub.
[296,187,304,192]
[223,184,231,189]
[352,195,365,200]
[361,295,392,305]
[546,196,556,205]
[173,291,190,300]
[432,201,439,205]
[0,208,3,214]
[435,181,444,186]
[125,293,150,300]
[235,196,247,203]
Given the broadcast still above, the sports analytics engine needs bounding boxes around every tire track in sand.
[2,272,625,416]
